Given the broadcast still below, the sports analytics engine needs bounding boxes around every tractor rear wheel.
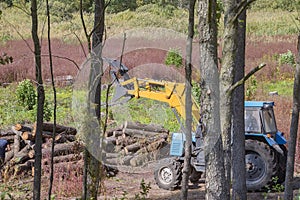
[154,160,182,190]
[245,139,277,191]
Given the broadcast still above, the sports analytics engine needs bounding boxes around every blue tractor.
[154,101,287,191]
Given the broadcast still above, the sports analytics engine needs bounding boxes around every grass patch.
[0,4,298,44]
[263,79,294,97]
[0,84,74,130]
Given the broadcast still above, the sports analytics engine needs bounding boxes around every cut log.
[116,136,137,147]
[43,153,83,165]
[136,138,167,154]
[113,130,123,137]
[12,145,31,164]
[104,137,117,145]
[124,142,143,154]
[123,121,168,133]
[55,134,76,143]
[11,126,23,137]
[14,124,32,132]
[14,135,20,154]
[42,123,77,135]
[42,141,83,157]
[122,128,162,138]
[130,153,150,167]
[4,150,14,163]
[21,132,35,141]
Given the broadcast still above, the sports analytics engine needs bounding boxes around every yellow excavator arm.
[116,77,200,129]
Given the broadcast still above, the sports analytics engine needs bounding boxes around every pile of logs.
[0,123,82,180]
[0,121,170,180]
[103,121,170,167]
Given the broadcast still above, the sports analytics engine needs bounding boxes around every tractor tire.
[245,139,277,191]
[275,144,287,184]
[189,168,203,184]
[154,160,182,190]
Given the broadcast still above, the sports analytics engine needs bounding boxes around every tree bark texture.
[181,0,196,199]
[284,34,300,200]
[198,0,228,199]
[31,0,45,198]
[219,0,239,196]
[232,2,247,199]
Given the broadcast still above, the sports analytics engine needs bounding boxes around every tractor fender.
[245,133,284,155]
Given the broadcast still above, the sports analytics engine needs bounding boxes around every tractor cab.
[244,101,286,150]
[245,101,277,134]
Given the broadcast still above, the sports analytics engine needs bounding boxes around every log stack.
[103,121,170,167]
[0,123,82,181]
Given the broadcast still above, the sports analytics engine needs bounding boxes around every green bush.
[165,48,182,68]
[278,50,295,67]
[16,79,36,110]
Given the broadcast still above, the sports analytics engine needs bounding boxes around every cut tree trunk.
[123,121,168,133]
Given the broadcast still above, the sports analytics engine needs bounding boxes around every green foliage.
[106,0,138,13]
[264,80,293,97]
[278,50,295,67]
[134,179,151,200]
[16,79,36,110]
[0,84,72,129]
[245,75,257,100]
[165,48,182,68]
[112,179,151,200]
[251,0,299,11]
[263,176,284,199]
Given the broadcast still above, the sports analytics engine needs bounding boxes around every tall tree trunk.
[45,0,58,198]
[198,0,227,199]
[181,0,196,199]
[284,34,300,200]
[220,1,238,197]
[31,0,44,199]
[232,2,247,199]
[82,0,105,199]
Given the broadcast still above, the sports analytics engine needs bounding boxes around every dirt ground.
[98,171,300,200]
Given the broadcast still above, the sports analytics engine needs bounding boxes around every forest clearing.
[0,1,300,199]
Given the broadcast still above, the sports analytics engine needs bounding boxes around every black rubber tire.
[275,144,287,184]
[245,139,277,191]
[154,161,182,190]
[189,168,202,184]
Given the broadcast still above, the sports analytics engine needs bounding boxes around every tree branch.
[41,54,80,70]
[229,0,256,25]
[229,63,265,92]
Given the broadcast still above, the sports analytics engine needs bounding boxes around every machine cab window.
[261,108,277,133]
[245,109,261,133]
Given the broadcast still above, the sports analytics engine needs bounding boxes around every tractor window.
[262,109,277,133]
[245,109,261,133]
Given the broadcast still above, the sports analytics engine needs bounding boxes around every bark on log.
[42,141,83,157]
[122,128,162,138]
[42,123,77,135]
[13,145,31,164]
[55,134,76,143]
[14,124,32,132]
[13,135,20,154]
[136,138,167,154]
[21,132,35,141]
[124,121,168,133]
[124,142,143,154]
[116,136,137,147]
[130,153,150,167]
[43,153,83,165]
[4,150,14,163]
